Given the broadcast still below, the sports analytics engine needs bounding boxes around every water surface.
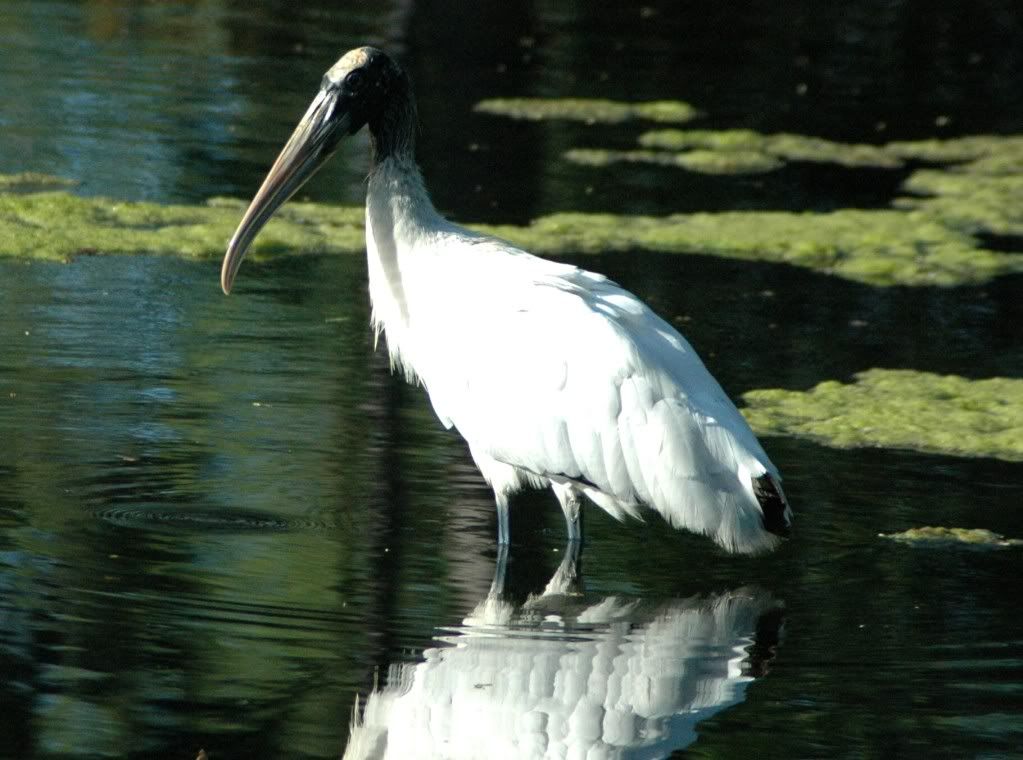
[1,1,1022,758]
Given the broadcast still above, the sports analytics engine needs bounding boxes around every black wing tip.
[753,473,791,538]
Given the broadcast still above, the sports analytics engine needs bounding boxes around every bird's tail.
[656,470,791,555]
[637,405,793,555]
[752,472,791,539]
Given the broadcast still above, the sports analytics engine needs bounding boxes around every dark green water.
[2,2,1022,758]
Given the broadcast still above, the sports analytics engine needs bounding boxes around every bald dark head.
[221,46,416,293]
[321,47,415,157]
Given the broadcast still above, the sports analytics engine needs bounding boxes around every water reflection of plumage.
[344,550,781,759]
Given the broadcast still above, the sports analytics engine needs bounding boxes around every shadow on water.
[343,545,783,760]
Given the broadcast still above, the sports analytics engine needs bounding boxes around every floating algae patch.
[741,370,1023,462]
[638,130,1023,172]
[897,171,1023,238]
[557,131,1023,283]
[565,147,784,174]
[639,129,766,152]
[568,130,1023,176]
[888,136,1023,246]
[626,129,900,170]
[886,134,1023,170]
[474,98,701,125]
[0,172,78,192]
[479,207,1023,286]
[764,133,902,168]
[3,166,1022,287]
[0,185,364,262]
[880,527,1023,549]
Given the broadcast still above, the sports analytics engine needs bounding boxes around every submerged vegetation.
[880,527,1023,549]
[742,370,1023,462]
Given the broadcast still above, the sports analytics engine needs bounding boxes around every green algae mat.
[0,185,365,263]
[474,98,702,124]
[508,129,1023,286]
[2,101,1023,286]
[880,527,1023,549]
[742,369,1023,462]
[2,99,1022,285]
[4,129,1023,287]
[568,129,902,173]
[481,207,1022,287]
[475,98,1023,286]
[3,171,1022,288]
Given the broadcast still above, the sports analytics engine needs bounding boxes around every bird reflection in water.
[343,546,782,759]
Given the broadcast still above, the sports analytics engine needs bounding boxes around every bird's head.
[220,46,409,294]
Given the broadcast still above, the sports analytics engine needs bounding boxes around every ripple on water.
[93,505,336,533]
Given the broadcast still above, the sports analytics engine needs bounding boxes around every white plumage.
[365,160,788,553]
[221,47,793,554]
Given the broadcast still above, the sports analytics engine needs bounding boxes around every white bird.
[220,46,792,554]
[342,548,781,759]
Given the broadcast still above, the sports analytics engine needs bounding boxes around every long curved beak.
[221,88,350,294]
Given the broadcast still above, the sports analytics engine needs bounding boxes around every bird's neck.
[364,81,450,379]
[365,78,442,235]
[368,75,417,166]
[365,152,444,383]
[366,154,442,240]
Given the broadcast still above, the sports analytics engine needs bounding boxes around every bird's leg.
[495,492,511,545]
[540,539,584,597]
[551,482,584,544]
[462,543,512,627]
[488,543,510,598]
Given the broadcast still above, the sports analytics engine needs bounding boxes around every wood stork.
[220,46,792,554]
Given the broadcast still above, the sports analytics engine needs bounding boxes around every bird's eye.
[345,69,365,89]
